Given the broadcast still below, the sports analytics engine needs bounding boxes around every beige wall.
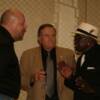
[55,0,78,50]
[78,0,100,43]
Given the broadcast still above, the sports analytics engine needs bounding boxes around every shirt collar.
[41,47,56,60]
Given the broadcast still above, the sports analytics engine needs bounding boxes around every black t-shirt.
[0,25,20,98]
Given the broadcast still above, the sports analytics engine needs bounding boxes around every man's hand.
[75,76,95,94]
[58,61,73,79]
[30,69,46,87]
[35,69,46,81]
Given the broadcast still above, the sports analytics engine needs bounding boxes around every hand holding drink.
[58,60,73,79]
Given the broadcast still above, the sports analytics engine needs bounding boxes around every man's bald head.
[0,9,27,41]
[0,9,24,25]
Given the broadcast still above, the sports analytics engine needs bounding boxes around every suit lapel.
[56,47,65,95]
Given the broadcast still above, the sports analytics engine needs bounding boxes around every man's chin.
[16,37,23,41]
[75,51,81,55]
[49,45,55,49]
[46,46,55,51]
[74,48,83,55]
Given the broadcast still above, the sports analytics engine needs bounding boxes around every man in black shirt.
[0,9,26,100]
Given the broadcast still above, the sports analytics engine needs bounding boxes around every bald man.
[0,9,26,100]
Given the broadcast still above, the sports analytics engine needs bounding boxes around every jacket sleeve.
[20,51,31,91]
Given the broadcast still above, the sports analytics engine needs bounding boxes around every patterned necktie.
[46,53,54,97]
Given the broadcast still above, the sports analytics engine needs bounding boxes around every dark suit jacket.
[65,44,100,100]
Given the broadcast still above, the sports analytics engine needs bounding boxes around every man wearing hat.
[59,22,100,100]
